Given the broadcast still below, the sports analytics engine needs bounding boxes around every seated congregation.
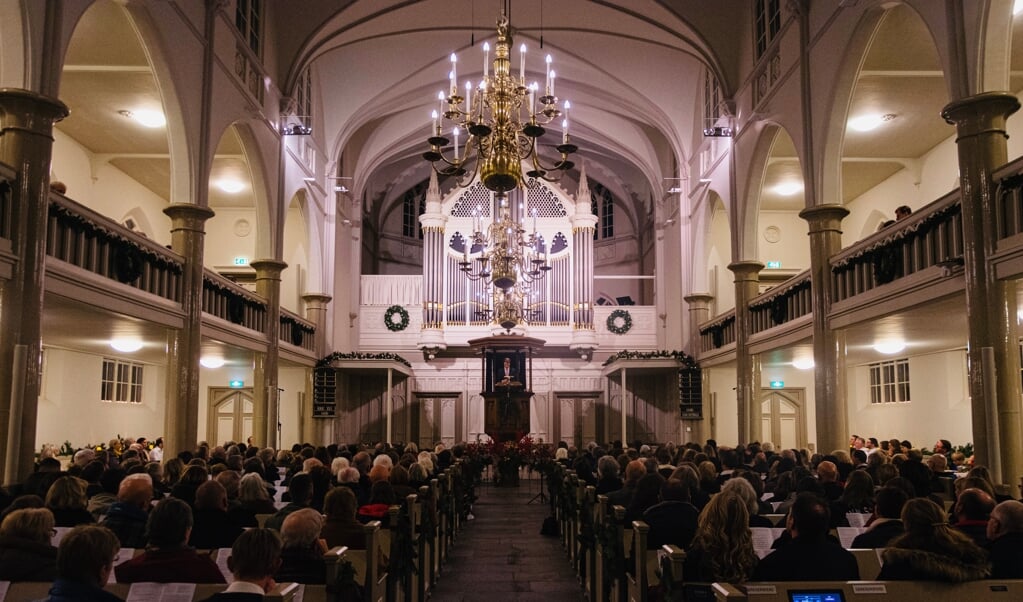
[2,436,1023,601]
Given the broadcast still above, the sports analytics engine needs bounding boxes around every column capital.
[942,92,1020,133]
[301,293,333,310]
[683,293,714,308]
[163,203,215,228]
[250,259,288,279]
[797,203,847,229]
[0,88,69,132]
[727,260,765,280]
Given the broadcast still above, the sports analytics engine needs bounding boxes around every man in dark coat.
[46,525,124,602]
[100,473,152,549]
[275,509,326,585]
[115,498,225,584]
[953,488,995,547]
[189,480,243,549]
[753,493,860,581]
[641,478,698,550]
[852,486,907,548]
[987,500,1023,578]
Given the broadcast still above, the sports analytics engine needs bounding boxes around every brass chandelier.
[422,13,576,192]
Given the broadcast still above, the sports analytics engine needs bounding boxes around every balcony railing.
[995,155,1023,242]
[831,190,962,303]
[202,269,267,333]
[280,308,316,352]
[749,270,812,335]
[46,191,184,302]
[698,310,736,353]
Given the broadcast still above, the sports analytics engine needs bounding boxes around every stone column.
[0,89,68,483]
[728,261,764,444]
[798,204,850,456]
[162,203,216,460]
[942,92,1023,484]
[251,259,287,449]
[683,293,714,444]
[300,293,332,443]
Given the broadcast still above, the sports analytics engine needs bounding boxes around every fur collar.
[882,546,990,582]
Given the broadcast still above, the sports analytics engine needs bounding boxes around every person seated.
[20,456,63,499]
[198,528,283,601]
[320,487,366,550]
[682,490,758,583]
[624,473,664,525]
[231,472,278,528]
[594,455,623,496]
[171,465,209,508]
[0,508,58,582]
[879,497,989,581]
[642,478,698,549]
[752,492,859,581]
[101,473,153,549]
[189,480,243,549]
[274,508,326,585]
[607,460,645,508]
[46,524,124,602]
[115,498,225,584]
[45,475,95,527]
[953,487,996,547]
[357,481,397,526]
[986,500,1023,578]
[816,460,843,502]
[265,473,312,532]
[830,469,875,527]
[851,486,908,549]
[721,476,774,528]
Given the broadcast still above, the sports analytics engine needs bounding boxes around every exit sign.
[766,261,781,269]
[229,380,244,388]
[769,380,784,388]
[233,257,247,265]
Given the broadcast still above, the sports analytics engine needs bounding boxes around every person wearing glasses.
[46,524,124,602]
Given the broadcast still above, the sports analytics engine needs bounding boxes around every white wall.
[847,349,972,449]
[757,210,811,271]
[707,365,738,445]
[38,347,166,449]
[51,130,171,246]
[204,207,259,269]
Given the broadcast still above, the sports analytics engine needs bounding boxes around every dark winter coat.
[878,545,990,582]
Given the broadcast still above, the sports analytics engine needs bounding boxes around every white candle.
[465,80,472,110]
[453,126,460,160]
[432,110,438,135]
[532,207,537,232]
[549,70,555,97]
[449,70,456,97]
[450,53,457,94]
[545,54,552,94]
[438,90,446,116]
[519,43,526,81]
[483,42,490,79]
[529,82,537,116]
[562,119,568,144]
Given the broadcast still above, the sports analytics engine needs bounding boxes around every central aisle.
[429,477,587,601]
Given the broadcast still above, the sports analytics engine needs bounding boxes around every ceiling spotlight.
[873,339,906,354]
[792,358,815,370]
[200,356,226,369]
[772,181,804,196]
[848,113,896,132]
[118,109,166,128]
[110,338,143,353]
[215,179,245,194]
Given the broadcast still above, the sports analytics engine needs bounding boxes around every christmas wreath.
[384,304,410,332]
[606,308,633,335]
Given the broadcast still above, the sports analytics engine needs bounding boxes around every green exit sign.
[229,380,244,388]
[234,257,247,265]
[766,261,781,269]
[769,380,784,388]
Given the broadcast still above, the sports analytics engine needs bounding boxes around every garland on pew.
[389,503,418,593]
[315,351,412,368]
[329,557,365,601]
[595,509,626,600]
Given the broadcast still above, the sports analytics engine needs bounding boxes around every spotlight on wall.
[792,357,815,370]
[200,356,226,369]
[873,339,906,355]
[118,109,166,128]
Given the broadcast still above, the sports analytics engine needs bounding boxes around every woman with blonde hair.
[878,497,989,581]
[682,491,758,583]
[45,476,94,527]
[0,508,58,581]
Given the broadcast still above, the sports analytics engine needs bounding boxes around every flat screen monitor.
[788,591,845,602]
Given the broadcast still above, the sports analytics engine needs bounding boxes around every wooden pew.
[323,520,387,602]
[4,582,302,602]
[710,580,1023,602]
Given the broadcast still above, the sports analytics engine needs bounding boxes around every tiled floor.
[429,477,587,601]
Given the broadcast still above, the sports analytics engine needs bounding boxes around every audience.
[198,528,283,601]
[45,476,95,527]
[986,500,1023,579]
[642,478,699,550]
[265,473,312,531]
[878,498,989,582]
[753,493,859,581]
[115,498,225,584]
[101,473,153,549]
[851,486,908,549]
[682,491,757,583]
[275,508,327,584]
[0,507,58,582]
[953,487,996,547]
[321,487,366,550]
[46,525,123,602]
[232,472,278,528]
[189,480,244,549]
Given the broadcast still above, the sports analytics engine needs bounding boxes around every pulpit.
[469,335,545,442]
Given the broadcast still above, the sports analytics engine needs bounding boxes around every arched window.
[401,181,428,239]
[590,180,615,240]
